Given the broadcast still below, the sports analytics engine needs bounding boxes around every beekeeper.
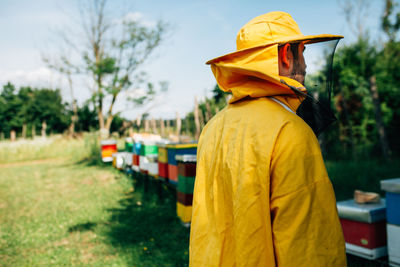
[190,11,347,266]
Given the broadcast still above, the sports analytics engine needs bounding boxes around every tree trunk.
[136,116,142,129]
[166,120,171,135]
[104,115,114,133]
[22,123,27,139]
[68,74,78,138]
[32,125,36,138]
[369,76,391,160]
[199,109,205,129]
[68,121,75,138]
[185,116,189,136]
[10,130,16,141]
[194,97,201,140]
[98,112,108,138]
[0,132,4,140]
[151,117,157,134]
[41,121,47,138]
[337,92,356,157]
[160,119,165,137]
[144,119,150,132]
[176,112,181,137]
[205,101,212,122]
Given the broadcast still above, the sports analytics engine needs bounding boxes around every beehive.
[176,154,196,225]
[157,142,170,181]
[112,152,126,170]
[147,154,159,178]
[139,141,158,174]
[166,143,196,185]
[125,137,134,152]
[337,199,387,259]
[100,139,117,162]
[381,178,400,266]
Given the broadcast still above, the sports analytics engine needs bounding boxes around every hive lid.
[140,140,158,146]
[336,199,386,223]
[100,139,117,145]
[156,140,174,147]
[147,154,158,163]
[166,142,197,149]
[381,178,400,193]
[175,154,197,163]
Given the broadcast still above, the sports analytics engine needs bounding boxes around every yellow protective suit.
[190,12,346,267]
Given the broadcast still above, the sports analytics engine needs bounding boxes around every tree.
[328,0,393,160]
[0,83,70,139]
[30,88,70,134]
[0,83,23,138]
[382,0,400,42]
[75,102,99,132]
[47,0,169,137]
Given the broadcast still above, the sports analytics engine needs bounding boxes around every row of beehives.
[100,137,197,226]
[336,178,400,266]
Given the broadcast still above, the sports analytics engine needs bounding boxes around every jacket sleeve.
[269,119,347,267]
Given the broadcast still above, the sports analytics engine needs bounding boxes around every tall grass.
[326,158,400,201]
[0,135,90,164]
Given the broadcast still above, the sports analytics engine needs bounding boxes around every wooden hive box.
[176,154,197,225]
[100,139,117,163]
[337,199,387,260]
[381,178,400,266]
[166,143,196,184]
[156,142,170,181]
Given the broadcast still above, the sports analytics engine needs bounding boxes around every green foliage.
[313,33,400,159]
[326,158,400,201]
[75,102,99,132]
[382,0,400,41]
[110,114,125,133]
[0,82,70,137]
[0,83,23,133]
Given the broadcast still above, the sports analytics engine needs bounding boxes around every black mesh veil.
[286,39,341,136]
[304,39,341,108]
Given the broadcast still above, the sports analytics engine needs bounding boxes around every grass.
[326,158,400,201]
[0,135,89,164]
[0,135,189,266]
[0,135,398,266]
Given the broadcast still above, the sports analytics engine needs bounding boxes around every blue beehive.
[381,178,400,225]
[166,144,197,165]
[134,142,141,155]
[381,178,400,266]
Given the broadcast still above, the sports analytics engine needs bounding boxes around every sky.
[0,0,386,120]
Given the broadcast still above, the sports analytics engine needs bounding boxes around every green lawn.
[326,158,400,201]
[0,135,189,266]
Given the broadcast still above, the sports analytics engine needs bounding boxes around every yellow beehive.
[158,146,168,163]
[177,202,192,223]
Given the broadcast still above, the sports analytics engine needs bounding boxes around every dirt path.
[0,158,65,168]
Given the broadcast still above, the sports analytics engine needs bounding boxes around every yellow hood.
[207,11,343,106]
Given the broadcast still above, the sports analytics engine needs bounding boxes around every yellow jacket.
[189,11,346,267]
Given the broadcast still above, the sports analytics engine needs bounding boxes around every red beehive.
[337,199,387,260]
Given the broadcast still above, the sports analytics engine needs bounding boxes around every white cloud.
[123,12,143,22]
[115,11,157,28]
[0,67,56,88]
